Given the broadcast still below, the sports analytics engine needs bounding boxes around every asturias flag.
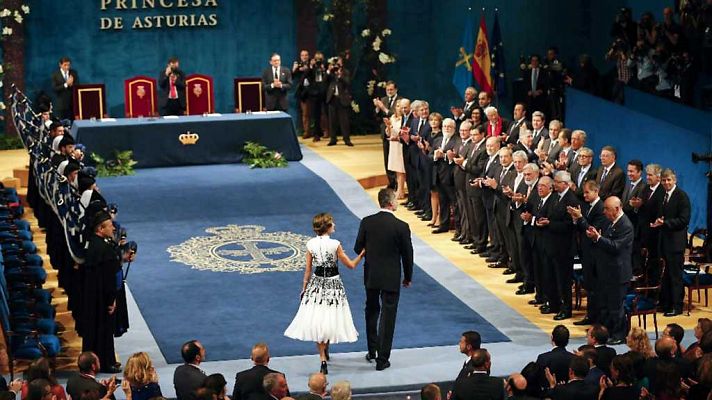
[452,12,475,100]
[490,11,506,97]
[472,12,493,94]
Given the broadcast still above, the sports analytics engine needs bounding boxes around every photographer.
[158,57,186,116]
[325,57,353,147]
[667,51,697,105]
[605,39,632,103]
[637,12,659,47]
[652,43,674,98]
[543,47,566,121]
[292,50,311,138]
[610,7,638,47]
[627,39,658,93]
[305,52,328,142]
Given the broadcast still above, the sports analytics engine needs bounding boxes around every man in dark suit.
[631,163,664,279]
[531,176,558,307]
[325,63,353,146]
[569,181,608,326]
[431,118,460,233]
[530,111,548,149]
[354,188,414,371]
[545,171,580,320]
[451,349,506,400]
[233,343,286,400]
[505,103,532,146]
[456,330,482,380]
[414,102,434,218]
[536,120,561,167]
[514,163,540,294]
[173,340,208,400]
[256,373,289,400]
[621,160,645,272]
[651,169,691,316]
[585,197,634,343]
[594,146,625,200]
[452,86,478,128]
[296,373,327,400]
[478,137,503,264]
[585,325,617,374]
[544,356,599,400]
[523,54,548,115]
[464,126,489,253]
[305,52,328,141]
[483,106,510,140]
[485,147,516,270]
[374,81,401,189]
[158,56,186,116]
[51,56,79,120]
[292,50,312,137]
[66,352,116,400]
[452,122,475,244]
[261,53,293,112]
[536,325,575,384]
[513,130,538,163]
[569,147,597,200]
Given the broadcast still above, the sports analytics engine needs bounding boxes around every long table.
[71,112,302,168]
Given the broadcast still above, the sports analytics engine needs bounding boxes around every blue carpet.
[98,163,509,363]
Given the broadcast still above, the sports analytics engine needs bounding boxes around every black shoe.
[419,213,432,221]
[664,310,682,317]
[488,262,506,269]
[365,353,376,363]
[528,299,543,305]
[415,210,426,216]
[451,235,463,242]
[607,338,625,346]
[516,287,535,295]
[320,361,328,374]
[427,223,436,227]
[459,239,473,245]
[539,305,553,314]
[376,360,391,371]
[573,317,592,326]
[479,251,491,258]
[101,366,122,374]
[464,244,477,250]
[506,276,523,283]
[325,347,330,361]
[502,268,516,275]
[553,312,571,321]
[432,227,449,234]
[485,256,499,263]
[345,142,354,147]
[327,142,337,146]
[406,205,418,211]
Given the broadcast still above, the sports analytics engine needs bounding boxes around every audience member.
[173,340,207,400]
[123,352,162,400]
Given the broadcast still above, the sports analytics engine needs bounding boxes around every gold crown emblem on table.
[179,131,199,145]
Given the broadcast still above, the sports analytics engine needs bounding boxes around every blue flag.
[490,11,506,98]
[452,12,475,100]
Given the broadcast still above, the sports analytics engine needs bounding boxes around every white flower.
[322,13,333,21]
[274,152,282,160]
[0,65,4,74]
[361,29,370,37]
[372,36,382,51]
[14,11,23,24]
[0,102,6,110]
[366,80,376,96]
[377,81,387,88]
[2,27,13,36]
[378,52,396,64]
[381,29,392,36]
[351,101,360,113]
[0,9,11,18]
[0,80,3,88]
[21,5,29,14]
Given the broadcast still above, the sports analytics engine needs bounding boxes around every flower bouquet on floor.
[242,141,287,169]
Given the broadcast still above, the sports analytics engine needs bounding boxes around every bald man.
[233,343,288,400]
[297,373,327,400]
[506,373,536,399]
[584,196,634,344]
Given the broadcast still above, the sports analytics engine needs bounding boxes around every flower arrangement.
[242,141,287,169]
[90,150,138,177]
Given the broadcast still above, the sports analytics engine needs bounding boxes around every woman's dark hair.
[203,374,227,398]
[24,358,57,386]
[610,354,635,385]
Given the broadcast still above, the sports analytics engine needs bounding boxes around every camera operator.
[660,7,685,53]
[605,38,632,103]
[627,39,658,93]
[543,47,566,121]
[610,7,638,47]
[325,57,353,147]
[292,50,312,138]
[158,57,186,116]
[637,12,659,47]
[667,50,697,105]
[652,43,674,98]
[305,52,328,142]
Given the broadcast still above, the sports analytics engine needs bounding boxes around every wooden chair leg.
[643,315,647,330]
[653,312,658,338]
[689,286,693,316]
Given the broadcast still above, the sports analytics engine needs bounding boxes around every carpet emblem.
[167,225,310,273]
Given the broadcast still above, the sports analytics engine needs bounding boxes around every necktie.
[600,168,609,184]
[549,140,556,153]
[578,168,586,187]
[388,97,394,108]
[538,198,544,211]
[587,203,594,217]
[499,167,508,183]
[649,187,655,200]
[169,78,177,99]
[532,68,538,91]
[663,192,669,206]
[274,67,279,80]
[63,70,68,81]
[526,183,533,198]
[417,119,424,133]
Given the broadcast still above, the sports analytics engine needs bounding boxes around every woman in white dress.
[284,213,364,375]
[385,100,406,200]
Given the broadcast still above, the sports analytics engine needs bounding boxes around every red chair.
[124,76,157,118]
[185,74,214,115]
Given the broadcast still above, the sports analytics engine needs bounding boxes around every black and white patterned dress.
[284,235,358,343]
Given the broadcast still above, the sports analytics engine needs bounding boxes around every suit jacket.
[173,364,207,400]
[325,70,352,107]
[51,68,79,115]
[638,184,664,253]
[232,365,282,400]
[595,345,617,376]
[261,66,293,111]
[535,347,575,384]
[431,134,460,186]
[513,143,538,163]
[296,394,323,400]
[408,117,433,168]
[482,156,502,209]
[595,164,625,200]
[549,189,579,242]
[531,127,548,149]
[158,68,186,109]
[575,200,608,266]
[456,101,478,122]
[451,372,505,400]
[592,214,635,286]
[377,94,402,139]
[66,374,112,400]
[569,164,597,200]
[355,211,414,292]
[505,118,533,145]
[493,165,517,224]
[454,140,472,191]
[547,379,598,400]
[523,68,549,94]
[537,136,558,164]
[621,179,645,228]
[658,187,691,254]
[533,193,560,254]
[464,140,488,197]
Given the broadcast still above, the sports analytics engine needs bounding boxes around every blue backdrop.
[24,1,296,116]
[567,88,709,232]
